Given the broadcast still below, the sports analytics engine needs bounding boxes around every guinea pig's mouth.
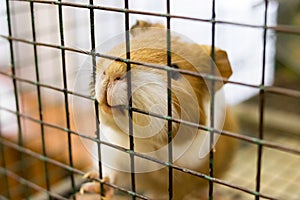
[106,103,124,109]
[105,102,126,115]
[102,89,127,114]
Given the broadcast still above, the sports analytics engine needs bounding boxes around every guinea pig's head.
[94,49,184,140]
[94,51,231,142]
[93,24,232,142]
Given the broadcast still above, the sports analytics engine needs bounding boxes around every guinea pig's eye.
[103,71,106,76]
[114,75,125,81]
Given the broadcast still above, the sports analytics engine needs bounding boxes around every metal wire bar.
[0,137,150,200]
[165,0,173,199]
[1,33,300,94]
[5,0,30,198]
[264,86,300,98]
[130,106,300,155]
[29,2,51,198]
[11,0,300,35]
[2,35,299,99]
[88,0,105,198]
[0,71,93,101]
[209,0,216,199]
[0,167,69,200]
[1,100,300,200]
[256,1,269,199]
[1,96,300,158]
[124,1,136,199]
[2,3,300,200]
[0,134,281,200]
[57,1,76,198]
[0,54,300,158]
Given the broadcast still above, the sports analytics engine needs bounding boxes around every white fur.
[90,27,230,199]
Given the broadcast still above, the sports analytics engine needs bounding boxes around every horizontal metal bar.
[0,71,93,101]
[10,0,300,35]
[0,137,150,200]
[1,35,300,99]
[3,1,299,200]
[0,133,280,200]
[0,167,69,200]
[130,107,300,156]
[1,98,300,156]
[0,105,99,142]
[264,86,300,98]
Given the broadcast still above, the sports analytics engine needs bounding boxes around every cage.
[0,0,300,200]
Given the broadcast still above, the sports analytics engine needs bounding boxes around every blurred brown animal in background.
[0,76,92,199]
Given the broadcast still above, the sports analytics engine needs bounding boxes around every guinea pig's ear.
[131,20,152,29]
[214,49,232,80]
[130,20,165,37]
[202,45,232,80]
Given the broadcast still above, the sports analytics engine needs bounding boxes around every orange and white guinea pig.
[80,20,238,200]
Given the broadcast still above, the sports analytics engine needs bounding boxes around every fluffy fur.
[81,21,238,200]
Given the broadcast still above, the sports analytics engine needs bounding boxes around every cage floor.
[75,128,300,200]
[64,102,300,200]
[18,97,299,200]
[217,134,300,200]
[216,104,300,200]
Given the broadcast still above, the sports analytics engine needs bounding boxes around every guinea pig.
[80,20,238,200]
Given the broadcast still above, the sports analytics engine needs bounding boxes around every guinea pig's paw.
[82,171,100,180]
[80,175,113,199]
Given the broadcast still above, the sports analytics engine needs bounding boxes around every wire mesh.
[0,0,299,200]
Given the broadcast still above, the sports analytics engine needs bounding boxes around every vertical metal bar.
[124,1,136,199]
[0,122,10,199]
[5,0,29,198]
[57,1,76,198]
[209,0,216,199]
[255,1,269,200]
[89,0,105,197]
[166,0,173,199]
[29,2,51,199]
